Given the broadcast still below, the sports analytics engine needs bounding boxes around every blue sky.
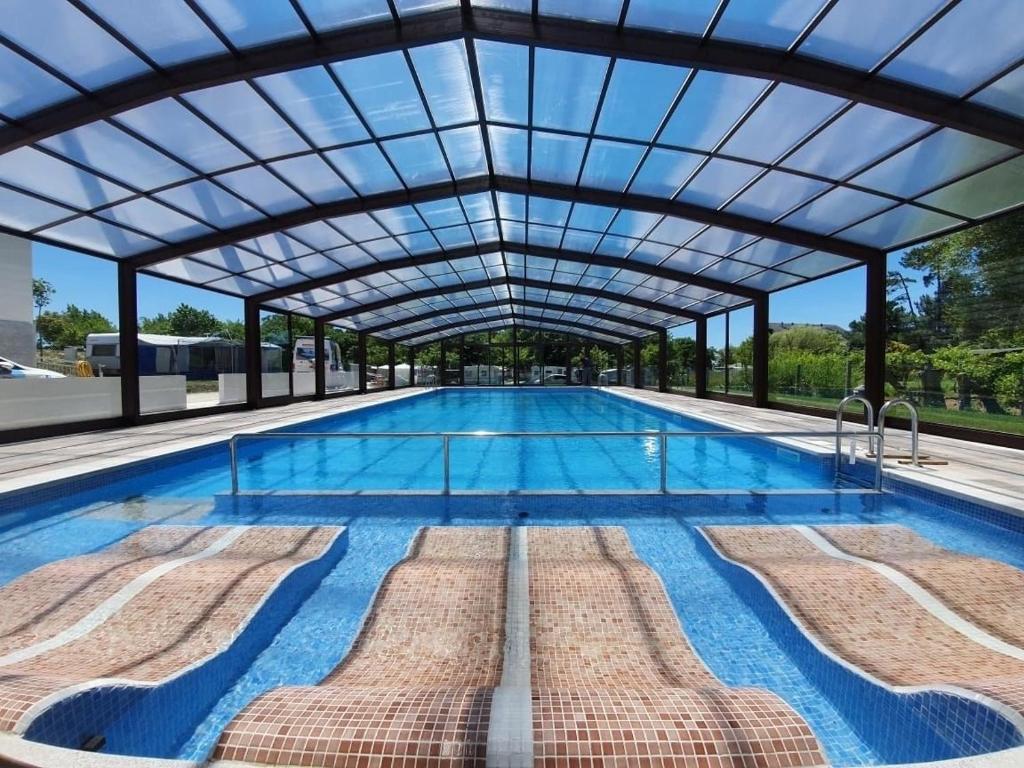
[31,242,925,349]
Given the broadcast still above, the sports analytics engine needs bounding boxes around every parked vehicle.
[292,337,343,373]
[0,355,65,379]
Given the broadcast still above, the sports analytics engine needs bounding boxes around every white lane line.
[795,525,1024,663]
[0,527,248,667]
[486,526,533,768]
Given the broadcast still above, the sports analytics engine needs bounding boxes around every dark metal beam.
[3,7,1022,155]
[863,257,886,418]
[658,329,669,393]
[244,298,261,407]
[356,331,368,393]
[752,294,769,407]
[253,240,762,307]
[314,317,326,399]
[363,298,659,337]
[323,276,702,323]
[695,317,708,398]
[632,339,642,389]
[392,313,631,346]
[117,262,139,422]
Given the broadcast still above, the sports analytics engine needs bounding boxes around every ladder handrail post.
[659,432,668,494]
[878,398,920,467]
[442,434,451,495]
[229,436,239,495]
[835,395,876,477]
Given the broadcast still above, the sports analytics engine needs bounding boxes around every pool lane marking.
[486,526,533,768]
[794,525,1024,664]
[0,526,249,668]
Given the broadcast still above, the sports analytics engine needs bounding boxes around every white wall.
[0,378,121,429]
[0,235,35,366]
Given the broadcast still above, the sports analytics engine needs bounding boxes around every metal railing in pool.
[228,429,884,495]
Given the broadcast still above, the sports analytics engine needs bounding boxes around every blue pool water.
[237,388,836,492]
[1,389,1022,766]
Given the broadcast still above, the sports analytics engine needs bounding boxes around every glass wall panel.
[669,325,698,393]
[707,314,727,394]
[365,337,389,390]
[622,342,635,386]
[727,307,754,397]
[135,275,246,413]
[259,309,291,399]
[326,326,360,394]
[287,315,316,397]
[394,344,412,387]
[442,338,462,385]
[414,342,440,386]
[767,268,866,410]
[517,330,540,384]
[640,335,659,389]
[2,239,123,431]
[885,212,1024,436]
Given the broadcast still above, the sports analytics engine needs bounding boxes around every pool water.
[237,388,837,492]
[1,389,1021,766]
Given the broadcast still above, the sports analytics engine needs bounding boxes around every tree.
[140,303,221,337]
[36,305,116,349]
[768,326,846,355]
[32,278,56,350]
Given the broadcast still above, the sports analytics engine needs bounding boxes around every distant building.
[768,322,847,336]
[0,235,35,366]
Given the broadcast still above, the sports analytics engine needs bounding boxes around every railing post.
[229,437,239,495]
[659,432,668,494]
[875,433,884,492]
[442,434,451,495]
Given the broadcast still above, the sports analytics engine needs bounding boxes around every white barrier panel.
[219,374,247,405]
[262,372,290,398]
[139,375,186,415]
[292,371,315,396]
[0,378,121,429]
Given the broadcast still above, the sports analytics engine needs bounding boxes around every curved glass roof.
[0,0,1021,343]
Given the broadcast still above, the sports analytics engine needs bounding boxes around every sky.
[31,242,927,349]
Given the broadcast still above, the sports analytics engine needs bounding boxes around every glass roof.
[0,0,1021,340]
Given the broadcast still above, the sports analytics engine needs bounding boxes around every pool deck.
[0,386,1021,514]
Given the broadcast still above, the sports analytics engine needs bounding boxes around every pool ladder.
[835,396,921,490]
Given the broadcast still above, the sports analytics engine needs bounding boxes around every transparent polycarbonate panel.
[418,198,467,227]
[610,210,662,239]
[561,229,602,253]
[799,0,945,71]
[244,263,307,288]
[882,0,1024,96]
[629,149,702,198]
[333,52,431,136]
[439,126,487,178]
[326,144,402,194]
[782,104,931,180]
[713,0,828,49]
[740,269,803,291]
[373,204,426,234]
[782,187,894,234]
[0,147,132,210]
[677,158,761,208]
[660,72,768,151]
[332,212,386,242]
[840,205,961,248]
[782,251,857,278]
[917,158,1024,219]
[660,248,717,272]
[40,217,160,256]
[0,45,77,118]
[698,257,761,282]
[629,241,673,264]
[532,48,610,132]
[462,192,495,221]
[435,225,476,249]
[971,66,1024,118]
[410,41,477,126]
[527,197,571,226]
[383,134,452,185]
[473,220,501,243]
[625,0,719,34]
[256,67,368,147]
[289,253,345,278]
[687,226,756,255]
[216,166,308,215]
[528,132,585,184]
[727,171,829,219]
[288,221,348,251]
[41,122,192,190]
[155,179,261,228]
[186,82,309,159]
[82,0,226,67]
[488,126,527,176]
[327,245,374,269]
[192,246,273,274]
[240,232,312,261]
[580,141,646,191]
[649,215,703,245]
[115,99,250,173]
[270,154,353,204]
[597,60,687,141]
[4,0,149,89]
[596,235,641,257]
[193,0,305,48]
[474,40,529,123]
[851,129,1016,198]
[396,0,458,12]
[538,0,623,23]
[297,0,391,32]
[146,257,232,284]
[97,198,211,242]
[362,237,407,260]
[568,203,617,232]
[398,231,442,253]
[723,84,846,163]
[0,185,74,230]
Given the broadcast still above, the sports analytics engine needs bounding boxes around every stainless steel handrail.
[878,398,920,467]
[228,428,880,495]
[834,395,876,477]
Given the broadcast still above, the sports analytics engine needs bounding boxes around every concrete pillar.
[0,235,35,366]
